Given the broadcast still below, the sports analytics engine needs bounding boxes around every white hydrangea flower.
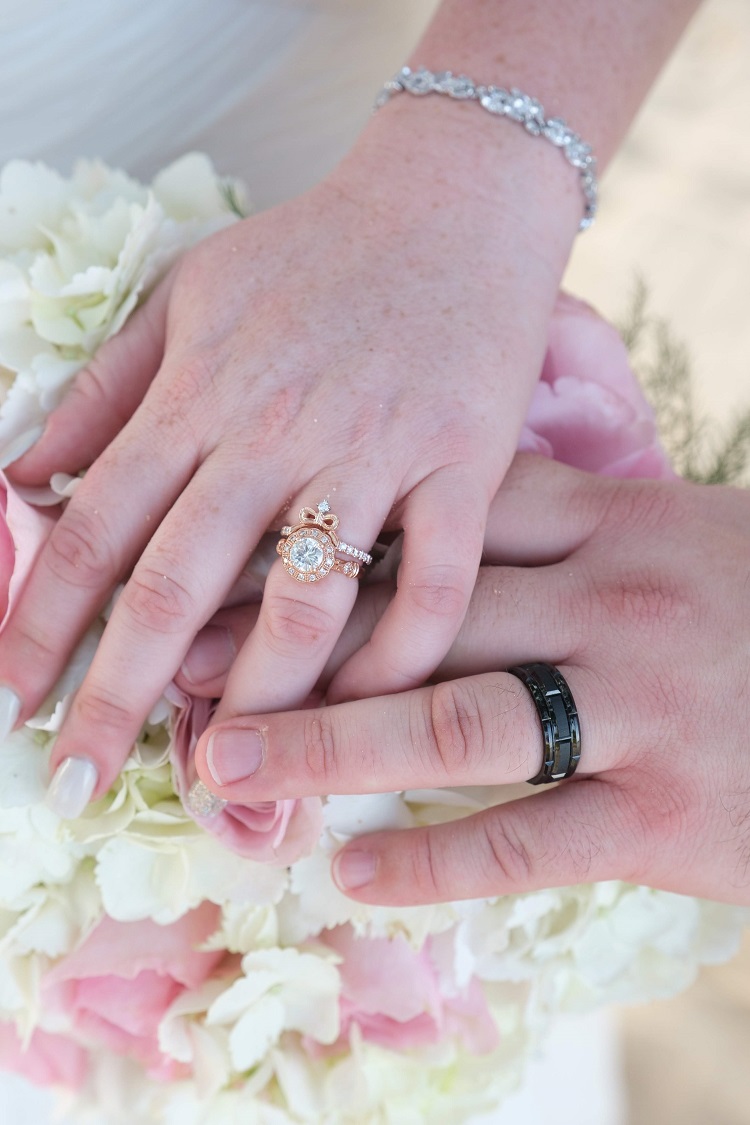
[268,1025,515,1125]
[0,153,244,464]
[160,1080,295,1125]
[95,832,288,925]
[441,879,748,1024]
[153,1045,513,1125]
[0,800,85,908]
[207,902,280,954]
[158,977,234,1098]
[0,726,50,809]
[205,947,342,1072]
[0,947,44,1023]
[57,1053,186,1125]
[0,867,100,961]
[280,793,461,947]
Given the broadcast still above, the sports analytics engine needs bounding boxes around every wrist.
[336,86,582,276]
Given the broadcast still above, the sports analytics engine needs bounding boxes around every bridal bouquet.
[0,155,745,1125]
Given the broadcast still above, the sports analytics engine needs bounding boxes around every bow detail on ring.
[299,502,339,533]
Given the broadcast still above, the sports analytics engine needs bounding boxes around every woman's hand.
[0,102,579,800]
[190,455,750,907]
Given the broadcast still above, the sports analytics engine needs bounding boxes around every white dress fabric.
[0,0,440,208]
[0,2,625,1121]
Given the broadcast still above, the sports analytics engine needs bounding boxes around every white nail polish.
[0,686,22,741]
[45,757,98,820]
[0,426,45,469]
[186,778,227,819]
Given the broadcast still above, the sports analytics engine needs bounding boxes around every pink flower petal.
[167,684,323,862]
[45,904,222,990]
[0,472,57,627]
[525,293,676,480]
[0,1022,88,1089]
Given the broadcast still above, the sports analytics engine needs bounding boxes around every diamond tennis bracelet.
[374,67,598,231]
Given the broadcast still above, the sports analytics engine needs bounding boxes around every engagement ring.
[277,500,372,583]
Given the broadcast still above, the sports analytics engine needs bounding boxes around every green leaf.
[620,282,750,487]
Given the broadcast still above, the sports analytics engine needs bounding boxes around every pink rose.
[303,925,500,1057]
[0,1023,88,1090]
[168,685,323,863]
[0,472,56,626]
[521,293,676,479]
[41,904,224,1081]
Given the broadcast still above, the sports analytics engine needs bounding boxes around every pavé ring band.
[277,500,373,583]
[507,663,581,785]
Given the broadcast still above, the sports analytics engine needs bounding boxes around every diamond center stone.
[290,536,325,573]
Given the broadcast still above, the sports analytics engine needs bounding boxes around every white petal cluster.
[0,153,243,465]
[433,879,749,1026]
[73,1024,517,1125]
[205,947,341,1071]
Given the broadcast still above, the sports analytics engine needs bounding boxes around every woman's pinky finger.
[331,778,637,905]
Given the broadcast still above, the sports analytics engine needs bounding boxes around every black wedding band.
[507,663,581,785]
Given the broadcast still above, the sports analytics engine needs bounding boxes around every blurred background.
[565,0,749,428]
[564,0,750,1120]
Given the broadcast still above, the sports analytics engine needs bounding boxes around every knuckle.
[45,507,118,589]
[73,685,134,735]
[426,680,484,777]
[601,480,687,538]
[122,563,197,635]
[479,814,535,888]
[408,830,447,900]
[301,712,340,784]
[616,768,702,882]
[233,385,310,461]
[6,619,59,665]
[554,804,605,882]
[148,355,218,442]
[256,387,305,444]
[594,664,690,775]
[405,563,469,622]
[173,353,216,399]
[262,592,337,659]
[593,567,694,636]
[431,420,479,464]
[71,356,114,411]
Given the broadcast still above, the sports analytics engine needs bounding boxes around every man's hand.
[192,456,750,907]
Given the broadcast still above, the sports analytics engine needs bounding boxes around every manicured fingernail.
[0,425,45,469]
[206,728,264,786]
[180,626,235,685]
[186,778,228,818]
[333,849,377,891]
[0,686,22,741]
[45,756,98,819]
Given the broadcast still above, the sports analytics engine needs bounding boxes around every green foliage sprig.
[621,278,750,486]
